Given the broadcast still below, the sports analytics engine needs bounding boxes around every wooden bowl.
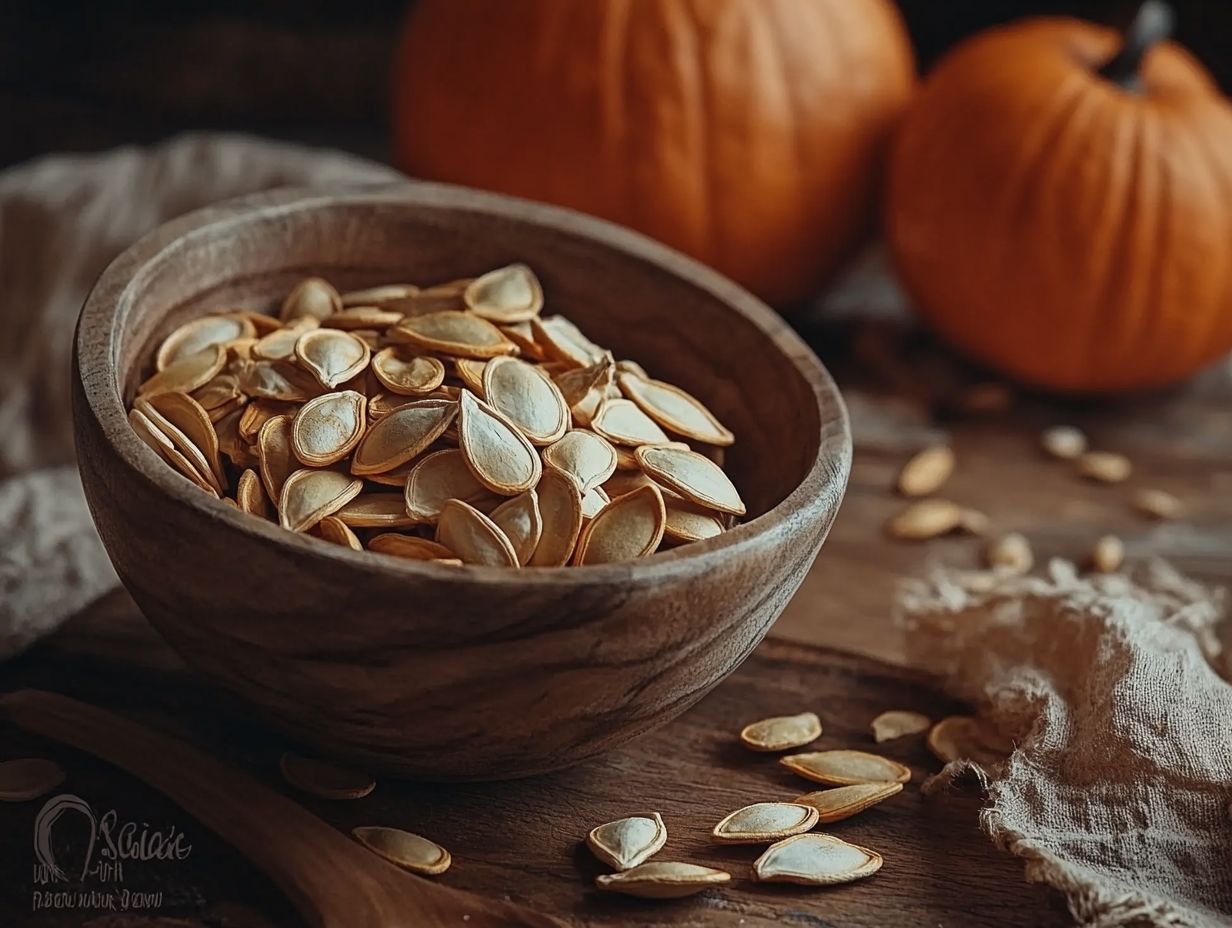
[72,184,851,779]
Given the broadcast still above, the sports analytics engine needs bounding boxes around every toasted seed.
[711,803,819,844]
[871,710,931,743]
[234,310,282,335]
[252,316,319,361]
[291,391,367,467]
[322,306,404,330]
[279,752,374,799]
[586,813,667,871]
[591,398,670,447]
[602,470,656,498]
[1078,451,1132,483]
[156,313,255,371]
[1091,534,1125,573]
[580,485,610,520]
[886,499,964,540]
[129,407,220,497]
[958,507,991,536]
[780,750,911,786]
[595,862,731,899]
[192,372,243,411]
[490,490,543,566]
[351,399,457,476]
[457,390,542,495]
[531,316,606,368]
[371,349,446,396]
[661,495,726,545]
[896,446,955,496]
[317,515,362,550]
[0,758,66,802]
[499,320,544,359]
[482,356,570,445]
[140,392,227,493]
[573,484,665,565]
[295,329,371,390]
[740,712,822,752]
[236,468,270,519]
[335,494,418,529]
[555,355,614,407]
[753,834,883,886]
[281,277,342,323]
[239,399,296,442]
[257,415,297,502]
[616,372,733,447]
[927,716,1009,765]
[1041,425,1087,460]
[404,448,496,522]
[985,532,1033,574]
[464,263,543,323]
[389,311,516,359]
[528,469,584,567]
[453,358,487,394]
[341,283,419,307]
[436,498,519,567]
[138,343,227,396]
[794,782,903,823]
[367,392,404,421]
[352,826,451,876]
[542,430,618,493]
[635,445,745,516]
[236,358,323,402]
[368,534,456,561]
[278,468,363,533]
[1133,488,1182,520]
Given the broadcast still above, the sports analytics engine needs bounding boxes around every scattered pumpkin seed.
[278,752,374,799]
[711,802,818,844]
[739,712,822,752]
[794,782,903,823]
[0,758,66,801]
[896,446,955,496]
[870,710,931,743]
[1091,534,1125,573]
[886,499,964,540]
[985,532,1033,574]
[1041,425,1087,460]
[927,716,1010,766]
[586,813,667,871]
[352,826,450,876]
[594,862,731,899]
[1078,451,1132,483]
[753,834,883,886]
[1133,488,1182,520]
[780,750,911,786]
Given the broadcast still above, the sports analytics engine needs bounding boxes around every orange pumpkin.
[393,0,915,306]
[886,3,1232,392]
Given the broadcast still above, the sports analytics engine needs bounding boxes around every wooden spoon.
[0,689,563,928]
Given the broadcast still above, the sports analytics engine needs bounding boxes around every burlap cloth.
[1,134,1228,926]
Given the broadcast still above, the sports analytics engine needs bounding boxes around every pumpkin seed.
[711,803,818,844]
[453,358,488,395]
[352,826,451,876]
[278,468,363,533]
[253,316,319,361]
[257,415,297,502]
[617,371,733,447]
[279,752,374,799]
[594,862,731,899]
[499,320,544,359]
[295,329,371,390]
[580,484,610,520]
[404,449,496,522]
[1091,534,1125,573]
[235,310,282,336]
[280,277,342,323]
[574,484,664,565]
[291,391,367,467]
[635,445,745,516]
[739,712,822,752]
[351,399,457,475]
[554,355,614,407]
[1133,487,1182,520]
[528,469,584,567]
[368,533,456,561]
[335,494,418,529]
[482,357,569,446]
[591,398,670,447]
[896,445,955,496]
[235,358,322,402]
[317,515,362,550]
[794,782,903,823]
[531,316,606,368]
[0,758,66,802]
[1041,425,1087,460]
[464,263,543,323]
[662,495,726,545]
[156,313,255,371]
[926,716,1009,765]
[192,372,243,412]
[436,498,519,567]
[371,349,445,396]
[389,311,515,359]
[616,359,649,379]
[753,834,883,886]
[457,389,541,495]
[985,532,1033,574]
[586,813,666,871]
[871,710,931,743]
[341,283,419,307]
[542,430,618,493]
[780,750,911,786]
[886,499,964,540]
[405,278,471,315]
[236,468,270,519]
[367,392,403,421]
[490,490,543,566]
[128,407,220,497]
[239,399,296,443]
[1078,450,1132,483]
[322,306,404,330]
[139,392,226,493]
[138,343,227,396]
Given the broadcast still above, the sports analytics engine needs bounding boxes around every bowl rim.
[75,181,851,587]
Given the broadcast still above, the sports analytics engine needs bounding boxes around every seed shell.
[457,389,542,495]
[616,372,733,447]
[591,398,670,447]
[482,356,569,446]
[635,445,745,516]
[389,311,516,359]
[371,349,446,396]
[368,534,456,561]
[871,710,931,743]
[886,499,964,541]
[586,812,667,871]
[1133,488,1182,520]
[156,313,254,371]
[436,498,519,567]
[404,448,496,522]
[464,263,543,323]
[896,446,955,496]
[528,469,584,567]
[257,414,298,502]
[985,532,1033,574]
[138,343,227,397]
[927,716,1010,765]
[1091,534,1125,573]
[352,826,451,876]
[278,752,374,799]
[278,468,364,533]
[335,494,418,529]
[542,430,617,493]
[291,391,367,467]
[573,483,665,565]
[594,862,731,899]
[1078,451,1132,483]
[753,834,883,886]
[780,750,911,786]
[739,712,822,752]
[711,802,819,844]
[281,277,342,323]
[295,329,371,390]
[490,490,543,566]
[794,782,903,823]
[317,515,363,550]
[1041,425,1087,460]
[351,399,457,476]
[235,468,270,520]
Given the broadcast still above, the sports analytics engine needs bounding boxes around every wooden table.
[2,313,1229,928]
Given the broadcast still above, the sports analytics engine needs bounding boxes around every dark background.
[1,0,1229,170]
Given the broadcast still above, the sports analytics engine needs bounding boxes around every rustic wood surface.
[5,292,1231,925]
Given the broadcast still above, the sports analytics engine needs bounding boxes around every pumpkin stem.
[1098,1,1174,91]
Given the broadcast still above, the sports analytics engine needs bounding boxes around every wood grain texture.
[71,184,852,779]
[0,636,1069,928]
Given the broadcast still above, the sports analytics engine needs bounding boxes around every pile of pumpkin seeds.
[128,265,745,567]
